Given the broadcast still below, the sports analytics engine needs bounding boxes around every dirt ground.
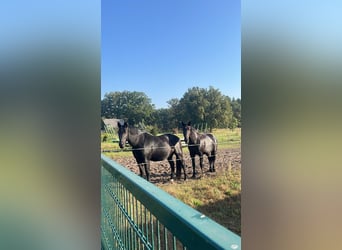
[112,148,241,184]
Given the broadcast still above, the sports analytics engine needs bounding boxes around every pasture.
[158,165,241,235]
[101,127,241,153]
[101,127,241,235]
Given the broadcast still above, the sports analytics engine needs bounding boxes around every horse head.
[117,121,129,148]
[181,121,192,144]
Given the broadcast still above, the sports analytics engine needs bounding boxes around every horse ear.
[188,121,191,126]
[124,122,128,128]
[117,121,121,128]
[181,121,185,126]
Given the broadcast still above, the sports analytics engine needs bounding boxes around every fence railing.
[101,154,241,250]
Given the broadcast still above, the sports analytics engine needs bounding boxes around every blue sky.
[102,0,240,108]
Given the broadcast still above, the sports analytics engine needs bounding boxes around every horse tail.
[174,139,184,155]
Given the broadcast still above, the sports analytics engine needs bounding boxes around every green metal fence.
[101,154,241,250]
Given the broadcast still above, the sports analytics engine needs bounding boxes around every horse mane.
[190,126,199,133]
[128,125,154,136]
[128,126,143,135]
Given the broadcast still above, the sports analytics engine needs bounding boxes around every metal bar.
[157,220,161,250]
[140,202,144,246]
[150,212,154,250]
[105,180,154,249]
[103,207,125,250]
[172,235,177,250]
[144,207,148,246]
[164,226,168,250]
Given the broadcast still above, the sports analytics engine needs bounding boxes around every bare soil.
[112,148,241,184]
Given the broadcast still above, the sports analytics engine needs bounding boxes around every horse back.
[142,133,182,161]
[207,133,218,149]
[207,133,217,143]
[158,133,181,147]
[198,133,217,154]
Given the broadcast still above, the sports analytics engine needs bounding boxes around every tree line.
[101,86,241,133]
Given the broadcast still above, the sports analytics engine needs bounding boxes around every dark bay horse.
[117,122,187,181]
[181,121,218,178]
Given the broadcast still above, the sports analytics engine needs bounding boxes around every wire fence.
[102,144,241,184]
[110,150,240,168]
[101,140,240,152]
[101,124,241,180]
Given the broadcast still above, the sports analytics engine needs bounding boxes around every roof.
[102,118,122,129]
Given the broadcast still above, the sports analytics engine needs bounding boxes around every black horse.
[117,122,187,181]
[181,121,218,178]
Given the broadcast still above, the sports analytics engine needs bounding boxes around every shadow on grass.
[196,193,241,236]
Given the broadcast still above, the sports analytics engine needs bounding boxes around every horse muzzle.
[119,142,125,148]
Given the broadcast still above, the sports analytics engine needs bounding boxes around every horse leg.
[175,155,187,180]
[208,150,216,172]
[199,155,204,176]
[134,153,145,178]
[179,159,187,180]
[191,156,196,178]
[144,160,151,181]
[138,163,144,177]
[179,157,187,180]
[168,157,175,180]
[174,146,187,180]
[206,154,213,172]
[135,160,144,177]
[176,160,181,179]
[211,153,216,172]
[173,155,182,179]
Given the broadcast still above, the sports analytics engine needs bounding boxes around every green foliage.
[101,87,241,132]
[101,91,155,125]
[144,125,159,135]
[230,98,241,127]
[177,86,233,130]
[166,98,181,130]
[152,108,172,132]
[228,117,239,130]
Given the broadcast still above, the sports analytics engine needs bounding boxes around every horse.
[181,121,218,178]
[117,122,187,181]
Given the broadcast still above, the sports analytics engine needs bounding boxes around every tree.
[152,108,171,132]
[176,86,233,131]
[228,116,239,131]
[101,88,239,132]
[166,98,181,130]
[205,86,232,129]
[101,91,155,125]
[177,87,206,125]
[230,98,241,127]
